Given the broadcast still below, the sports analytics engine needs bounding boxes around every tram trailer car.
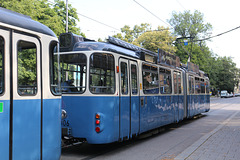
[0,8,61,160]
[60,33,210,144]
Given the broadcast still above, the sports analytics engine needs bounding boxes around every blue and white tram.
[184,64,210,117]
[60,33,210,144]
[0,8,61,159]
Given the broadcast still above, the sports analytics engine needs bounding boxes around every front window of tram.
[89,53,115,94]
[60,53,87,93]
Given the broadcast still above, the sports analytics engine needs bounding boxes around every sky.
[63,0,240,67]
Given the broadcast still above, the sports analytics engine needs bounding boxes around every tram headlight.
[61,109,67,119]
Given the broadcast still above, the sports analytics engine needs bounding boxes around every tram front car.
[60,33,125,144]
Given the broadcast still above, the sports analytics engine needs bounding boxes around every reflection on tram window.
[195,77,201,94]
[173,73,177,94]
[18,41,37,95]
[188,76,194,94]
[178,73,182,94]
[131,64,138,95]
[206,81,210,93]
[200,79,205,94]
[0,37,3,94]
[159,68,172,94]
[121,62,128,95]
[89,53,115,94]
[60,53,87,93]
[142,64,159,94]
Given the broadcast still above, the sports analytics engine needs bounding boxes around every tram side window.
[18,41,37,95]
[50,41,61,94]
[90,53,115,94]
[131,64,138,95]
[173,73,177,94]
[142,64,159,94]
[177,73,182,94]
[60,53,87,93]
[0,37,4,94]
[206,81,210,94]
[159,68,172,94]
[200,79,205,94]
[188,76,194,94]
[121,62,128,95]
[195,77,201,94]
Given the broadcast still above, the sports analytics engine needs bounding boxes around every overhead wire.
[133,0,173,28]
[47,0,240,42]
[193,25,240,42]
[175,0,186,10]
[47,0,120,32]
[76,13,121,32]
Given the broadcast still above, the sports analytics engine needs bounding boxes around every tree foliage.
[0,0,85,86]
[113,24,177,53]
[0,0,84,37]
[168,10,212,39]
[169,10,239,93]
[113,23,151,43]
[133,26,177,53]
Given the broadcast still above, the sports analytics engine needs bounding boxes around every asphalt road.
[61,97,240,160]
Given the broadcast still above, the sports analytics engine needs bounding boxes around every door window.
[131,64,138,95]
[17,41,37,95]
[121,62,128,95]
[0,37,4,94]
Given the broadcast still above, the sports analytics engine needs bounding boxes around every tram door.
[119,59,139,140]
[11,33,42,159]
[173,72,180,122]
[0,29,10,160]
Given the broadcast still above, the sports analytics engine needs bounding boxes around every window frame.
[120,61,128,95]
[142,63,159,94]
[49,40,61,95]
[131,63,138,95]
[60,52,87,94]
[89,52,115,95]
[0,36,4,95]
[17,40,38,96]
[159,67,172,94]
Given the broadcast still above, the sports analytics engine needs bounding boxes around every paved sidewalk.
[175,111,240,160]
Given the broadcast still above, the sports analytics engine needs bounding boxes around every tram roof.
[72,41,141,59]
[0,7,56,37]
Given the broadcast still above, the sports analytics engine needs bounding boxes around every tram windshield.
[60,53,87,93]
[89,53,115,94]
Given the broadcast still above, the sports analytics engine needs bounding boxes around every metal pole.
[66,0,68,33]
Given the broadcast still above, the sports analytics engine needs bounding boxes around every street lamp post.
[66,0,68,33]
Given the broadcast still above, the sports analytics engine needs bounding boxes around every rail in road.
[61,97,240,160]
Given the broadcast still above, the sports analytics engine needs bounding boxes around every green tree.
[168,10,212,63]
[52,0,84,36]
[0,0,84,37]
[168,10,212,39]
[215,57,237,92]
[0,0,85,86]
[133,26,177,53]
[113,23,151,43]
